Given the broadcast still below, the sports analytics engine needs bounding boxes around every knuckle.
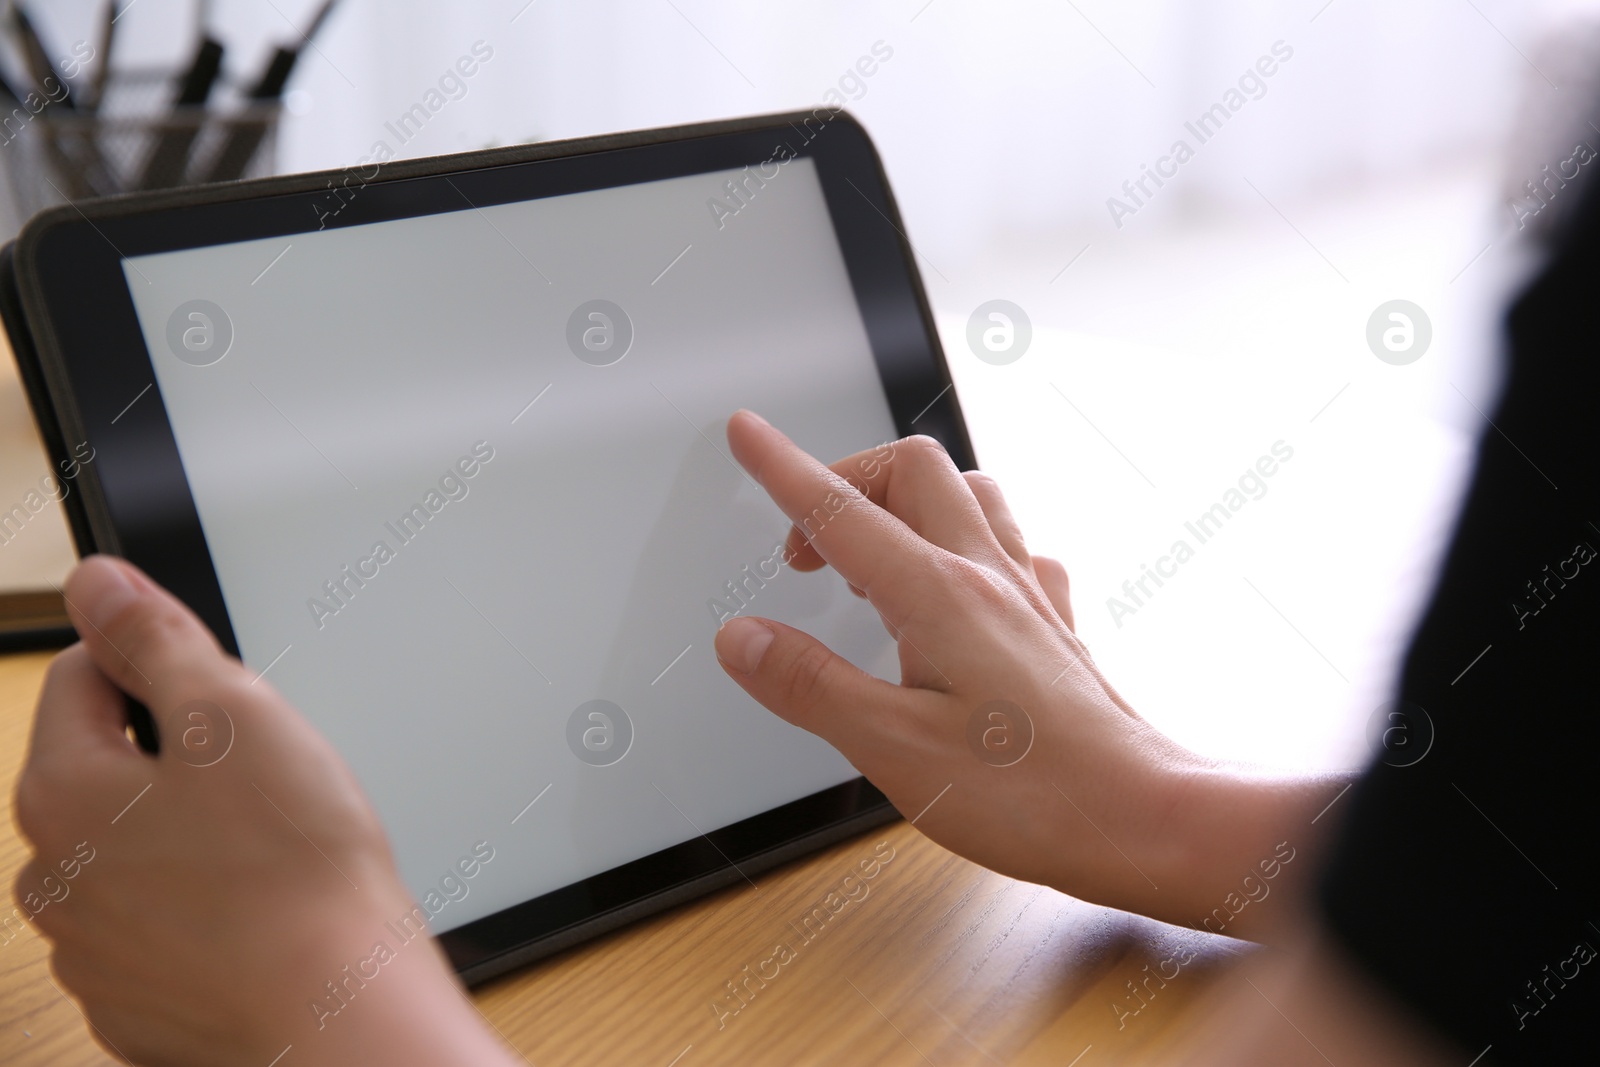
[899,434,950,466]
[11,863,66,939]
[964,470,1000,493]
[781,643,835,714]
[9,865,34,914]
[49,946,96,993]
[12,770,55,844]
[52,956,130,1052]
[950,555,1022,613]
[112,601,204,673]
[40,647,79,692]
[29,892,69,941]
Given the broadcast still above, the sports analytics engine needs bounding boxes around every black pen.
[84,0,119,112]
[202,0,341,183]
[8,4,71,108]
[9,4,115,196]
[136,35,225,189]
[1,19,89,197]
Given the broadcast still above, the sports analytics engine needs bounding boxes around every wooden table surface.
[0,650,1249,1066]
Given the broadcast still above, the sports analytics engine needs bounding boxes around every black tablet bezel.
[3,109,974,983]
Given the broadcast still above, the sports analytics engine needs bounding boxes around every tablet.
[1,110,973,983]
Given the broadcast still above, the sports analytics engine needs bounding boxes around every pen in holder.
[0,66,281,221]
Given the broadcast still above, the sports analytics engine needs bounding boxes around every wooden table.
[0,650,1248,1066]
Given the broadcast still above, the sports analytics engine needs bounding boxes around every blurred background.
[4,0,1599,774]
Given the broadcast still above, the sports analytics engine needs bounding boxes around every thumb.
[61,555,244,714]
[714,616,908,750]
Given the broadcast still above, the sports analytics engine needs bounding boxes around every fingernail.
[716,617,775,675]
[70,557,141,630]
[736,409,771,428]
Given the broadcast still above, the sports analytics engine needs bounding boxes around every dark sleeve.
[1317,192,1600,1064]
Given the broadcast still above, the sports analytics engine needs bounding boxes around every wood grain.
[0,334,77,601]
[0,650,1247,1066]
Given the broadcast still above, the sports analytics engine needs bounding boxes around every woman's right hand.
[715,411,1340,934]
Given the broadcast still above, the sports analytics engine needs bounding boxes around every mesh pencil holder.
[0,67,281,227]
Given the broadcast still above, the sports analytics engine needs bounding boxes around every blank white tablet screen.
[120,158,900,932]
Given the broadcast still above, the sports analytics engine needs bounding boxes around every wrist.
[282,929,518,1067]
[248,888,520,1067]
[1148,759,1349,942]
